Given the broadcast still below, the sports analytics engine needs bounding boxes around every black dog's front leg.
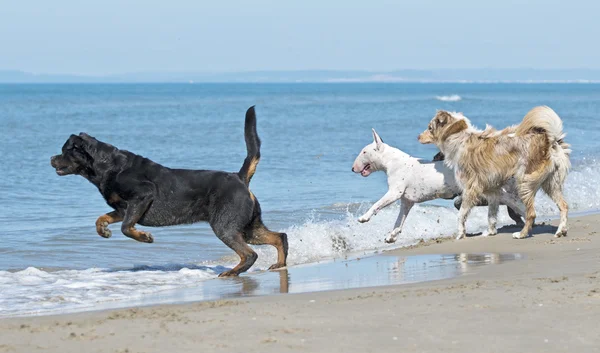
[120,197,154,243]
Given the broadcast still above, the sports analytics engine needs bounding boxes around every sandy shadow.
[497,223,558,236]
[465,223,558,238]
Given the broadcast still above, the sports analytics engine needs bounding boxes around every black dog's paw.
[96,221,112,238]
[218,270,239,278]
[138,231,154,243]
[268,263,286,271]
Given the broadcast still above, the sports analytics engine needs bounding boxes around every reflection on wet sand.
[152,253,522,306]
[85,253,522,315]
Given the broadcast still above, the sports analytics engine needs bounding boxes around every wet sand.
[1,214,599,352]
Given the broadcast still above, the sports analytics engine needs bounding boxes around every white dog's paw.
[512,231,528,239]
[455,232,466,240]
[384,234,397,243]
[358,215,370,223]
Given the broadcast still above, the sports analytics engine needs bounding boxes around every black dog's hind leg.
[246,221,288,270]
[120,198,154,243]
[214,228,258,277]
[95,211,123,238]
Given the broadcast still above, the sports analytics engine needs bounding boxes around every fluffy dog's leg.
[95,211,123,238]
[246,221,288,270]
[485,193,499,236]
[120,198,154,243]
[457,191,477,240]
[542,181,569,237]
[513,179,540,239]
[358,191,401,223]
[385,199,414,243]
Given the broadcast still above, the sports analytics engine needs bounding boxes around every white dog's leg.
[499,190,526,217]
[358,190,401,223]
[385,198,414,243]
[484,194,499,236]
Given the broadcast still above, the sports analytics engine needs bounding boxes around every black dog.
[50,106,287,277]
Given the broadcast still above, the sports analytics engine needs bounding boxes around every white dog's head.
[352,129,385,177]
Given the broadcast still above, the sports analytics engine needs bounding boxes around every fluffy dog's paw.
[512,231,528,239]
[218,270,239,278]
[358,215,370,223]
[554,229,568,238]
[268,263,287,270]
[96,221,112,238]
[455,233,466,240]
[483,229,498,237]
[384,235,397,243]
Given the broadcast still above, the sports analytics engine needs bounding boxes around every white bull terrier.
[351,129,525,243]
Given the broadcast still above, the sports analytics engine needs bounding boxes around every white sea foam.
[436,94,462,102]
[0,266,218,317]
[252,159,600,269]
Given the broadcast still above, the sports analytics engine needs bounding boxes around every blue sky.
[0,0,597,75]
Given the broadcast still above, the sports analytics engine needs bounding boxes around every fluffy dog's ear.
[435,111,451,127]
[372,128,384,149]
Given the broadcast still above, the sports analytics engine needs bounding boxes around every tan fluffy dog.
[418,106,570,240]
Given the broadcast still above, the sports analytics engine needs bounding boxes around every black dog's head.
[50,133,97,176]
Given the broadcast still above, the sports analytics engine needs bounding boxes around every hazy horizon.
[2,68,600,83]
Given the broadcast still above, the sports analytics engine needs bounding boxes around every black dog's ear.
[78,133,99,149]
[68,134,83,147]
[63,134,85,152]
[79,132,95,141]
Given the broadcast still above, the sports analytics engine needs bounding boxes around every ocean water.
[1,83,599,316]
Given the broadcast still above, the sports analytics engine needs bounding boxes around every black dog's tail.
[238,106,261,186]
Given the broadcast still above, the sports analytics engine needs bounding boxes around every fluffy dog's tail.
[516,105,571,173]
[516,106,568,150]
[238,106,261,186]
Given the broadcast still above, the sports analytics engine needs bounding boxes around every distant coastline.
[1,69,600,84]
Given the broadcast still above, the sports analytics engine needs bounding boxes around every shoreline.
[1,214,599,352]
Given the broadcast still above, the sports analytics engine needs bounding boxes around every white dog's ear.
[372,128,384,149]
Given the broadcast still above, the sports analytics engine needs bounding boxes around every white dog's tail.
[516,105,571,174]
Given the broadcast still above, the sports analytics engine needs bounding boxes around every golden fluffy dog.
[418,106,570,240]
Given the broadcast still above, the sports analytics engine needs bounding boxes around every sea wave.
[0,265,218,317]
[436,94,462,102]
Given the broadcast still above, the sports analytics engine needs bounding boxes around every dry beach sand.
[1,214,599,353]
